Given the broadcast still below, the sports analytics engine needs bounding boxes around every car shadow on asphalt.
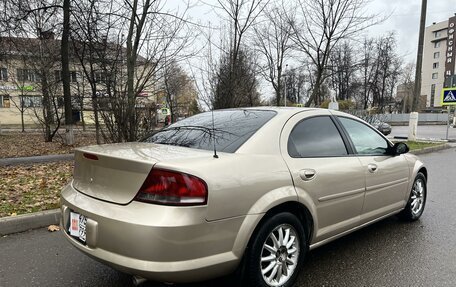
[122,216,425,287]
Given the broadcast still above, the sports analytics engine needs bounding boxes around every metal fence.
[382,113,450,123]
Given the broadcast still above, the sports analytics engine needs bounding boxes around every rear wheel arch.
[258,201,314,244]
[233,201,314,261]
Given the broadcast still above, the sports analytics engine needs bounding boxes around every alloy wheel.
[411,178,425,215]
[260,224,300,286]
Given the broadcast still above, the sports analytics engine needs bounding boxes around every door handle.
[299,169,316,181]
[367,163,378,173]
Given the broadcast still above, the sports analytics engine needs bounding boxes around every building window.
[0,68,7,81]
[432,73,438,79]
[433,62,439,69]
[95,71,108,83]
[434,31,442,38]
[71,71,78,82]
[21,96,42,108]
[54,70,62,82]
[0,95,10,108]
[17,69,40,82]
[434,41,441,48]
[430,84,435,107]
[54,70,78,83]
[434,52,440,59]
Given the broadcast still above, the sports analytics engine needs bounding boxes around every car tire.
[243,212,307,287]
[398,172,427,221]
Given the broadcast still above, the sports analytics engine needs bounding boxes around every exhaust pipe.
[132,275,147,286]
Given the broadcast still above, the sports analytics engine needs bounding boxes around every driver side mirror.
[391,142,409,156]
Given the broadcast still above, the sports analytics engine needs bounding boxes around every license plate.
[69,212,87,243]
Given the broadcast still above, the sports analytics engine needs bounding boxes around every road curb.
[0,154,74,166]
[0,209,61,236]
[410,143,453,155]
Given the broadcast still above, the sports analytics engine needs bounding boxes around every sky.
[366,0,456,62]
[167,0,456,102]
[176,0,456,62]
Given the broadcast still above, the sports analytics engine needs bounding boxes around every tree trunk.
[20,110,25,132]
[306,68,323,107]
[62,0,74,145]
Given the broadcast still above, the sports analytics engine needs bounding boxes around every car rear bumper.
[60,182,247,283]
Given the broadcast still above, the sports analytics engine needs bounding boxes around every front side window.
[338,117,389,156]
[288,116,347,157]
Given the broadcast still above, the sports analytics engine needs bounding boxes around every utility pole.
[412,0,427,112]
[409,0,427,141]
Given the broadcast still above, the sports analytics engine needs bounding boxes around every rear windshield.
[142,109,277,153]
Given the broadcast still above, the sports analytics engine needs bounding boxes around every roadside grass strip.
[0,162,73,217]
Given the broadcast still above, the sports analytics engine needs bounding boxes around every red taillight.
[134,169,208,206]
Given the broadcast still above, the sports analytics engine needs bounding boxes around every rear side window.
[142,109,277,153]
[288,116,348,157]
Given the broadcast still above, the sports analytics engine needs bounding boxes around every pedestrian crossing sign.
[441,88,456,106]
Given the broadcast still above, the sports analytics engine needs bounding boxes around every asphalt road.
[390,124,456,140]
[1,148,456,287]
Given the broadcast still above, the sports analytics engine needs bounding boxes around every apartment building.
[0,35,156,126]
[421,15,456,109]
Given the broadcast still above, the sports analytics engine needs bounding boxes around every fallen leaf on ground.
[10,212,17,217]
[47,225,60,232]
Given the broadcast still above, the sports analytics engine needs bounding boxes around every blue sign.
[441,88,456,106]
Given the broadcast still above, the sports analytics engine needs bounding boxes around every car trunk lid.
[72,142,211,204]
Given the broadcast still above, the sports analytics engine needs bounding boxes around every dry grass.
[0,132,99,158]
[0,161,73,217]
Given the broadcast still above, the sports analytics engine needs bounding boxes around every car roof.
[216,106,321,117]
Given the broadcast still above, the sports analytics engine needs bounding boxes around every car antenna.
[211,108,218,158]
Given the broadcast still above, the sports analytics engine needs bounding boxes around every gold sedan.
[61,107,426,287]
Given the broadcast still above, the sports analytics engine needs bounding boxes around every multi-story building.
[421,15,456,109]
[0,35,157,126]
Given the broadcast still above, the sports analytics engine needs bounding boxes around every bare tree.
[398,62,415,113]
[290,0,380,107]
[211,0,268,108]
[1,0,64,141]
[283,66,308,105]
[369,33,402,112]
[359,37,375,109]
[70,0,115,143]
[212,48,260,108]
[70,0,194,142]
[253,1,294,106]
[329,41,359,101]
[163,60,198,122]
